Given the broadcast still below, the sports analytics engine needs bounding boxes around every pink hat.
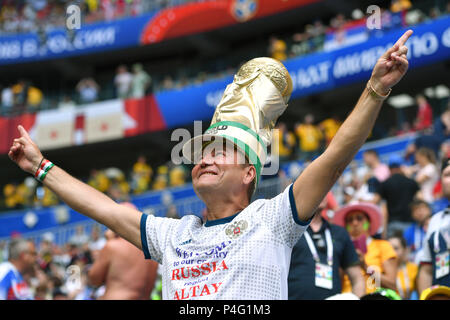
[332,203,382,236]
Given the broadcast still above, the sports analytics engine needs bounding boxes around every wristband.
[367,80,391,100]
[34,159,54,182]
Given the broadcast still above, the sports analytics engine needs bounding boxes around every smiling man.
[8,30,413,300]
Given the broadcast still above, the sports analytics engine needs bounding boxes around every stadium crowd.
[0,89,449,299]
[0,0,201,35]
[1,0,449,115]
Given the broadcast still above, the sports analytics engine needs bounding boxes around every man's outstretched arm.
[8,126,142,249]
[293,30,413,222]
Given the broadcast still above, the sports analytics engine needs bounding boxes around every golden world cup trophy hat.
[182,57,293,186]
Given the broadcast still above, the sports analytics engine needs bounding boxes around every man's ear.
[243,165,256,185]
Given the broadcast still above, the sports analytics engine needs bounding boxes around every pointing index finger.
[395,29,413,47]
[18,125,32,141]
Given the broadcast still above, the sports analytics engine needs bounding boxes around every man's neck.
[197,185,251,222]
[204,198,249,222]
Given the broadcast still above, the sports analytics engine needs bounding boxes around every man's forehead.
[201,139,244,156]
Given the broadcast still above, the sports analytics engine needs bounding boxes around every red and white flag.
[29,108,76,150]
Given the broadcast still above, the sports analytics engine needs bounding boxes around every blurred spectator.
[306,20,326,52]
[390,0,412,13]
[374,155,420,236]
[88,225,107,260]
[274,122,296,162]
[104,167,130,202]
[130,63,152,99]
[39,186,59,207]
[3,183,20,209]
[69,226,90,248]
[330,13,347,30]
[114,65,133,99]
[58,95,76,109]
[0,238,36,300]
[334,203,398,294]
[161,75,175,90]
[403,199,431,264]
[1,84,13,113]
[268,36,287,61]
[0,241,7,263]
[165,204,180,219]
[87,169,111,193]
[76,78,100,104]
[290,31,311,57]
[417,158,450,294]
[26,83,43,110]
[169,165,186,187]
[131,155,153,194]
[11,80,29,112]
[404,127,444,165]
[88,203,158,300]
[152,165,169,190]
[417,159,450,294]
[319,115,341,147]
[413,94,433,131]
[295,113,323,162]
[414,147,439,204]
[388,233,418,299]
[288,197,365,299]
[362,150,390,184]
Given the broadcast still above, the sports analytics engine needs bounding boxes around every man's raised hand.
[370,29,413,95]
[8,125,43,175]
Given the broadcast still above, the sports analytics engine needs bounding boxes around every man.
[88,202,159,300]
[403,199,431,264]
[288,197,365,299]
[295,113,323,162]
[362,150,390,184]
[8,30,412,300]
[373,154,420,236]
[417,158,450,294]
[0,238,36,300]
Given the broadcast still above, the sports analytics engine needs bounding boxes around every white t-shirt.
[140,184,309,300]
[417,163,439,203]
[114,72,133,97]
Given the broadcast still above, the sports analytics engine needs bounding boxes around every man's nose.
[200,152,215,166]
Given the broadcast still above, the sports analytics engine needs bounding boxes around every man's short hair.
[8,238,29,260]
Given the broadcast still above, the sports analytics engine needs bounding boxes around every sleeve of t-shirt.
[257,183,311,248]
[140,213,181,264]
[339,227,360,269]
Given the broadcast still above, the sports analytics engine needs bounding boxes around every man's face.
[191,141,252,200]
[442,163,450,199]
